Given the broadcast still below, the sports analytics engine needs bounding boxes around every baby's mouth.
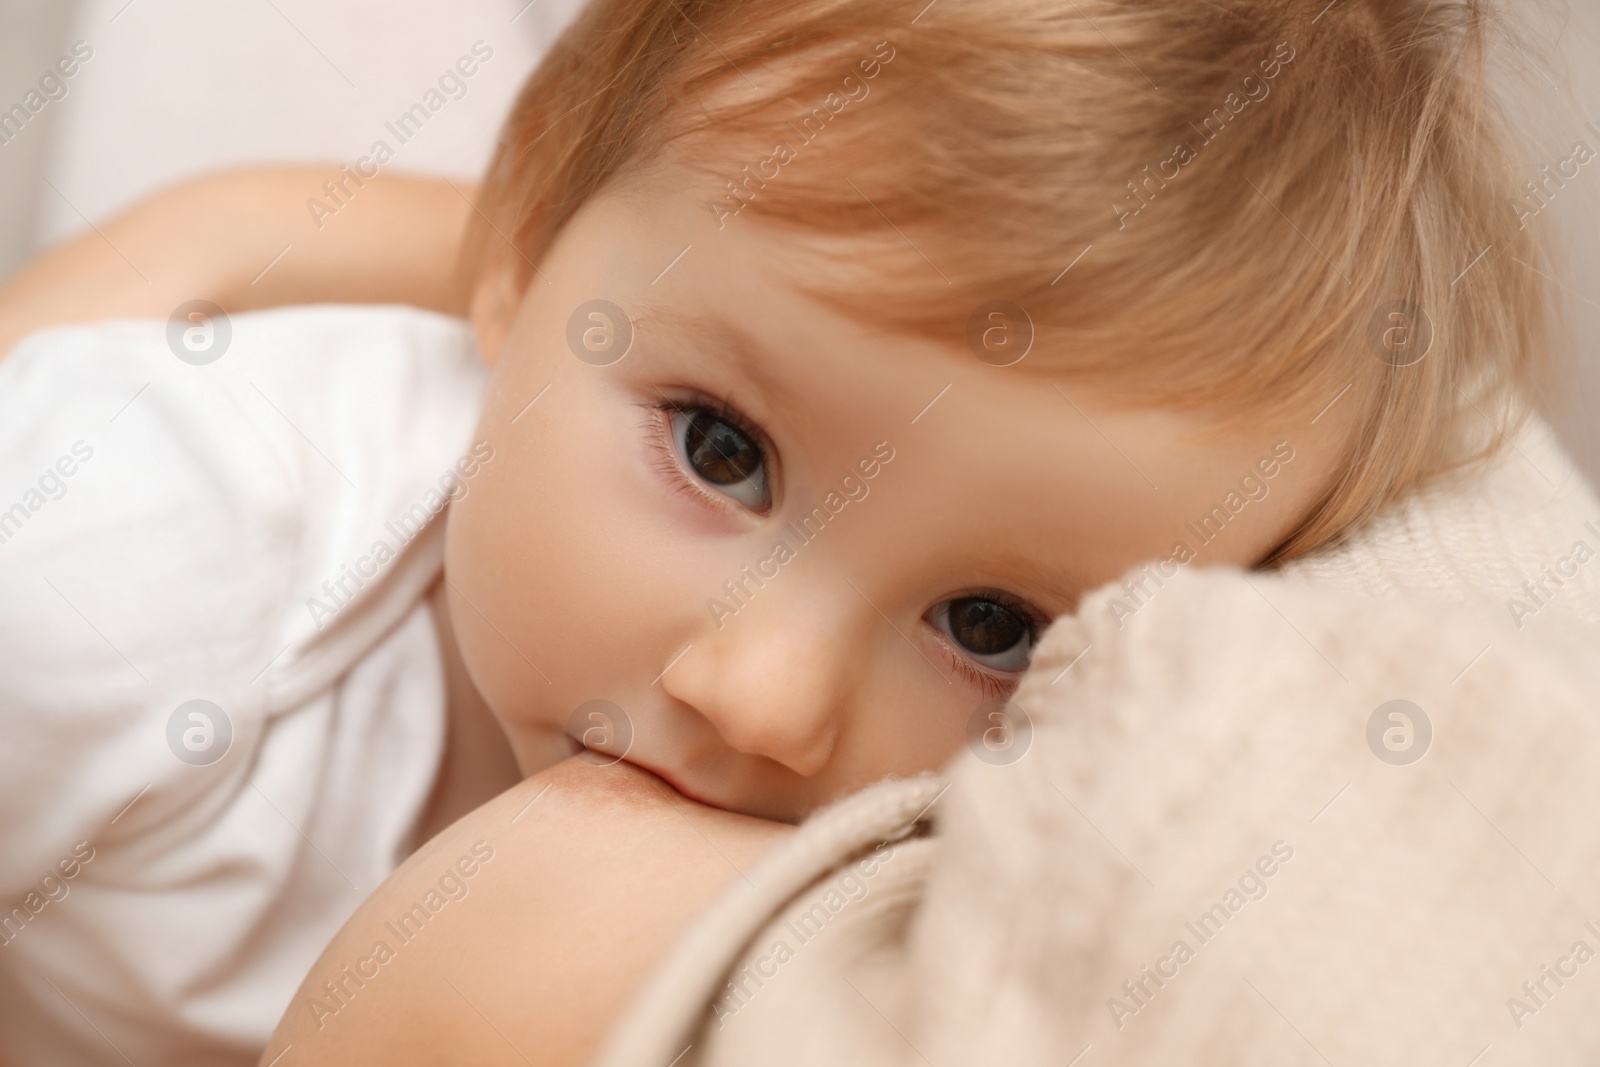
[585,742,729,809]
[562,730,726,810]
[629,757,728,810]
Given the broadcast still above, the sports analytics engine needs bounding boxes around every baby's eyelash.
[930,630,1024,699]
[926,590,1046,699]
[641,402,725,511]
[962,588,1050,636]
[638,394,774,516]
[645,413,701,504]
[663,390,759,437]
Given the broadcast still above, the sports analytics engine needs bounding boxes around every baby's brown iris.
[684,411,761,487]
[947,597,1027,655]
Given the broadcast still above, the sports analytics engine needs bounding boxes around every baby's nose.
[660,582,875,777]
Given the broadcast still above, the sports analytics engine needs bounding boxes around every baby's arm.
[0,167,474,358]
[262,758,792,1067]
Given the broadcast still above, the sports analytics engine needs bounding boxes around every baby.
[0,0,1549,1062]
[438,0,1539,820]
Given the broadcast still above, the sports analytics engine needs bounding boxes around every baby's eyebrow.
[635,305,807,415]
[986,549,1085,616]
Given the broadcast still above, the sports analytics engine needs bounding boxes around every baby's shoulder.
[0,303,488,854]
[0,301,485,574]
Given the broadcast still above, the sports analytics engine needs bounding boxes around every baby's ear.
[467,246,525,367]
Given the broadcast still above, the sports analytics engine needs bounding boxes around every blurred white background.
[0,0,1597,479]
[0,0,585,268]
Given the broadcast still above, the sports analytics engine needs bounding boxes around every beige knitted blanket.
[596,420,1600,1067]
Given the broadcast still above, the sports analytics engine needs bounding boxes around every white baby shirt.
[0,304,489,1066]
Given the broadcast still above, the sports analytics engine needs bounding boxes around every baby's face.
[446,163,1343,822]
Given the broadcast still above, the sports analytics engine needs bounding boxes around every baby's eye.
[669,405,771,511]
[929,596,1036,673]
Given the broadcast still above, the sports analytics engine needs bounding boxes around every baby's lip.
[625,755,728,811]
[564,730,727,810]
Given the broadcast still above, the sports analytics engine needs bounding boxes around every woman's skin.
[0,168,473,359]
[262,757,793,1067]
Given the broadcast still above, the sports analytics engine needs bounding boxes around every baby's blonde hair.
[465,0,1552,562]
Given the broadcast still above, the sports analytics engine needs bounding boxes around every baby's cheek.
[441,429,654,752]
[441,478,554,731]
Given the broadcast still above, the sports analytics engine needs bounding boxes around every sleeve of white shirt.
[0,305,488,1063]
